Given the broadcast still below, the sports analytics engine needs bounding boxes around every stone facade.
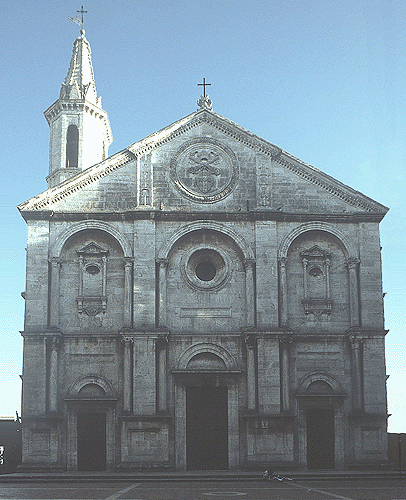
[18,31,389,471]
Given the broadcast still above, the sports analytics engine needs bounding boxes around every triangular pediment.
[300,245,330,259]
[77,242,109,256]
[18,109,388,217]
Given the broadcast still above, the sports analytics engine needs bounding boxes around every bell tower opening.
[66,125,79,168]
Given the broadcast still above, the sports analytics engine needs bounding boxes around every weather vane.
[69,5,88,28]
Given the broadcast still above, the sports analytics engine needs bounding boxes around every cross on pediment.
[198,78,211,97]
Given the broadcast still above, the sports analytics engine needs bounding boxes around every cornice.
[44,98,108,123]
[273,154,386,213]
[195,112,387,214]
[18,149,136,212]
[19,210,387,223]
[43,99,112,144]
[345,328,389,340]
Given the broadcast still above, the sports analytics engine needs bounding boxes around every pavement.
[0,473,405,500]
[0,469,405,483]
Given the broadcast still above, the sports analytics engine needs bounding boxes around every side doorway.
[306,408,335,469]
[77,412,106,471]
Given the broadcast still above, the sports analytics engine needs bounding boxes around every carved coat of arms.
[170,138,239,203]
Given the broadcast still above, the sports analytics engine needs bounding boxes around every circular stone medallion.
[170,137,239,203]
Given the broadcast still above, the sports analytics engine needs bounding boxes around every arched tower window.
[66,124,79,167]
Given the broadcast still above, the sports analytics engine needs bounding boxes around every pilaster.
[278,257,288,328]
[49,258,61,328]
[244,334,257,411]
[48,335,61,413]
[156,259,168,327]
[244,259,256,328]
[279,334,292,412]
[347,257,361,328]
[123,258,134,328]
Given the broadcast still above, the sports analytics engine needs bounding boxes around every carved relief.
[300,245,333,318]
[139,156,152,206]
[197,94,213,110]
[76,242,108,316]
[257,161,271,207]
[170,137,239,203]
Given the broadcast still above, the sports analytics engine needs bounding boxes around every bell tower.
[44,29,112,188]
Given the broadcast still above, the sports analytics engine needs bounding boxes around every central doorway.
[306,408,335,469]
[77,412,106,471]
[186,386,228,470]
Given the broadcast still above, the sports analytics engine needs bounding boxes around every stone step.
[0,469,404,483]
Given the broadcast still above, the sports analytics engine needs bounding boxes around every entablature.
[19,209,387,224]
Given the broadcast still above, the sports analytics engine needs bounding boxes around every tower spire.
[60,29,98,105]
[44,29,112,188]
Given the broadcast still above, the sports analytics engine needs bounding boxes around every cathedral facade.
[18,30,389,471]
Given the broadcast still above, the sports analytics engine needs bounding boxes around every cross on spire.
[77,5,88,26]
[198,78,211,97]
[69,5,87,28]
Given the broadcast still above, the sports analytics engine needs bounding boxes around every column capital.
[123,257,134,266]
[156,334,169,349]
[279,333,293,347]
[244,333,256,349]
[51,335,61,349]
[346,257,360,269]
[278,256,288,266]
[243,258,256,270]
[347,333,363,349]
[49,257,61,268]
[121,334,135,343]
[156,258,169,268]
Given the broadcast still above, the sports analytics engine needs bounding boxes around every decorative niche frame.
[76,242,109,316]
[300,245,333,318]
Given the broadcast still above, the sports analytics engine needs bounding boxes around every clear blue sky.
[1,0,405,432]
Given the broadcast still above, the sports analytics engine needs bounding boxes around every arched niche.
[157,223,255,332]
[297,372,343,396]
[68,375,116,399]
[281,227,352,329]
[157,221,254,261]
[177,343,237,371]
[57,228,126,327]
[51,220,132,259]
[278,222,355,260]
[78,383,106,398]
[187,352,227,371]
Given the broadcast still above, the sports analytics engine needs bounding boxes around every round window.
[181,247,230,291]
[195,261,216,281]
[308,266,323,277]
[85,264,100,275]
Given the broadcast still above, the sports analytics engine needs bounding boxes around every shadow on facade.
[0,417,22,474]
[388,433,406,471]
